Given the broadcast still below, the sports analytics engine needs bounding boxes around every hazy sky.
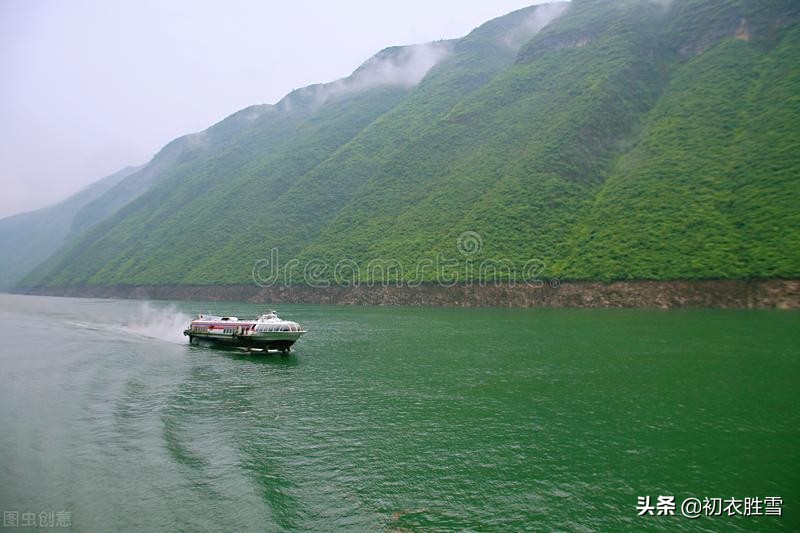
[0,0,546,218]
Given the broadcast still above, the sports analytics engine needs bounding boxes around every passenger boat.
[183,310,305,352]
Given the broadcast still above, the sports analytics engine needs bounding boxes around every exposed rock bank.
[19,279,800,309]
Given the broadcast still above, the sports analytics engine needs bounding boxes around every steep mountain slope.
[0,165,139,288]
[18,0,800,290]
[300,0,667,281]
[21,4,565,287]
[556,3,800,280]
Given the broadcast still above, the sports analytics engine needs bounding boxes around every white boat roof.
[196,314,239,321]
[194,310,299,327]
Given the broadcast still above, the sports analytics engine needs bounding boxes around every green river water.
[0,294,797,531]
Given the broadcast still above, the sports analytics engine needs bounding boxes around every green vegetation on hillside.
[557,24,800,280]
[15,0,800,289]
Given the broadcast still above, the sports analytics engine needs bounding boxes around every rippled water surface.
[0,294,798,531]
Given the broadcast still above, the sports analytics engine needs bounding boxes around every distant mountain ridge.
[0,165,140,288]
[11,0,800,291]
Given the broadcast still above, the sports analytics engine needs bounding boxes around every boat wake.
[66,303,191,344]
[122,303,191,344]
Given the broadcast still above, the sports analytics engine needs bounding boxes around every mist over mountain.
[0,165,140,288]
[10,0,800,291]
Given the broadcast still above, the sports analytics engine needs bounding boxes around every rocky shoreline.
[17,279,800,309]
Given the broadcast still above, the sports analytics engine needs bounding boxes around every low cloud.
[348,42,452,90]
[503,2,570,50]
[182,130,209,150]
[280,41,452,110]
